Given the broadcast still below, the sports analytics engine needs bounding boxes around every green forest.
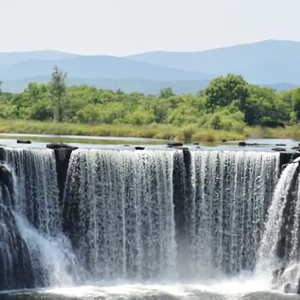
[0,68,300,142]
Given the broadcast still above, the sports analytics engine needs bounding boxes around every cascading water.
[256,157,300,293]
[179,150,279,278]
[4,148,61,235]
[0,148,80,290]
[257,159,300,271]
[63,149,177,281]
[0,146,297,300]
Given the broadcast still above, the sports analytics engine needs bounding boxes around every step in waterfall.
[1,147,297,292]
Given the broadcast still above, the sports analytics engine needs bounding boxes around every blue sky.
[1,0,300,56]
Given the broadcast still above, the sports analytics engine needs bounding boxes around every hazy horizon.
[0,39,298,57]
[1,0,300,56]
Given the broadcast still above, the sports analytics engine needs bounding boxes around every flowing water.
[63,149,177,281]
[1,147,300,299]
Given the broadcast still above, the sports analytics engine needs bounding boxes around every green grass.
[2,119,300,143]
[245,125,300,140]
[0,119,245,142]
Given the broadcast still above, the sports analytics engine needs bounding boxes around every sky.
[0,0,300,56]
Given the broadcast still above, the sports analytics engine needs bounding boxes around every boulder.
[17,140,31,144]
[135,147,145,151]
[239,142,247,146]
[276,144,287,146]
[46,143,78,150]
[272,148,286,152]
[167,143,183,147]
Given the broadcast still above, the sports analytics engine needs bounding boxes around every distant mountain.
[0,55,210,81]
[0,50,78,66]
[1,40,300,91]
[1,76,296,95]
[1,76,210,95]
[126,40,300,85]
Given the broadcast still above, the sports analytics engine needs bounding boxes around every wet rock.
[280,152,300,168]
[276,144,287,146]
[273,267,286,278]
[274,264,300,295]
[272,268,283,286]
[284,283,292,293]
[297,278,300,295]
[47,144,78,204]
[46,143,78,150]
[292,146,300,151]
[135,147,145,151]
[272,148,286,152]
[238,142,259,146]
[17,140,31,144]
[167,143,183,147]
[0,164,13,196]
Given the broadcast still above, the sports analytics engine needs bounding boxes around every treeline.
[0,70,300,133]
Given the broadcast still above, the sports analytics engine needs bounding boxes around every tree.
[291,88,300,121]
[49,66,67,122]
[0,80,2,93]
[244,86,288,126]
[205,74,250,112]
[160,87,173,99]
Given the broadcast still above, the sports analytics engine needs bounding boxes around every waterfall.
[257,158,300,272]
[0,175,34,290]
[290,173,300,261]
[0,148,80,289]
[63,149,177,281]
[2,148,61,233]
[0,147,285,291]
[181,150,279,278]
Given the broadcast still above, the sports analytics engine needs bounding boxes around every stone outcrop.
[46,143,78,204]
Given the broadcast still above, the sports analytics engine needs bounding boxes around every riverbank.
[1,120,300,143]
[0,120,244,142]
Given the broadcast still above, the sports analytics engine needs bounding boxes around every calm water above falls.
[0,146,300,299]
